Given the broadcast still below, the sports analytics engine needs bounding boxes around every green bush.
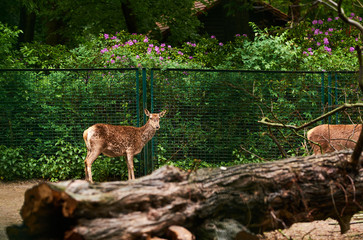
[0,22,22,67]
[0,146,40,181]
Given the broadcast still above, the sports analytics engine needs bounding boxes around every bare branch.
[258,103,363,130]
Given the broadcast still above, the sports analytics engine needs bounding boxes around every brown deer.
[83,109,166,182]
[307,124,362,154]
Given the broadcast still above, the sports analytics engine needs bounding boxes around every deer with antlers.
[83,109,166,182]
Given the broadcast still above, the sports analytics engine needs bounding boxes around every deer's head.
[145,109,166,130]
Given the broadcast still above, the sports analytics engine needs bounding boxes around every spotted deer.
[307,124,362,154]
[83,109,166,182]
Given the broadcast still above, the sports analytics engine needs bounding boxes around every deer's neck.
[140,120,156,144]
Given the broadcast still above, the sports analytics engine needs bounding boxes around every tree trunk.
[121,0,138,34]
[18,6,36,44]
[7,151,363,240]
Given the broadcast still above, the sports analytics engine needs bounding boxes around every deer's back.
[307,124,362,154]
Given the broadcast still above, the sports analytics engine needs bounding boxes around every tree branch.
[259,103,363,130]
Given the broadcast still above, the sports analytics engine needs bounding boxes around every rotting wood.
[6,150,363,240]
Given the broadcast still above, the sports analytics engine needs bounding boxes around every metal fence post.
[334,73,339,124]
[136,70,140,127]
[150,69,155,172]
[328,72,332,124]
[142,68,148,176]
[135,69,141,177]
[321,73,325,124]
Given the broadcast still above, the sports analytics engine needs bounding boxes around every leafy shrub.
[289,14,361,71]
[19,43,70,68]
[39,140,85,181]
[0,22,22,67]
[0,146,40,181]
[223,24,301,70]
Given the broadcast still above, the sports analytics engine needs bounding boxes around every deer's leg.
[126,151,135,180]
[84,148,101,183]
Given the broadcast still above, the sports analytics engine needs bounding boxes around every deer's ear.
[159,110,167,117]
[144,109,150,116]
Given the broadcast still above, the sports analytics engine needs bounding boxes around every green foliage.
[223,24,301,70]
[288,15,361,71]
[38,140,85,181]
[0,140,130,182]
[0,22,22,67]
[0,146,38,180]
[19,43,70,68]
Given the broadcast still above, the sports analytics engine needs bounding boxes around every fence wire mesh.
[0,68,360,178]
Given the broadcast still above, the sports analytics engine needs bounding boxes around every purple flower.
[318,20,323,24]
[147,48,152,54]
[335,17,339,20]
[324,46,332,53]
[189,56,193,59]
[351,13,355,17]
[235,34,241,37]
[100,48,108,54]
[161,43,166,47]
[350,47,355,52]
[323,37,329,45]
[317,42,321,46]
[160,48,165,52]
[327,17,332,22]
[219,42,223,46]
[303,51,308,56]
[136,55,140,59]
[308,48,312,52]
[149,44,154,48]
[178,51,184,55]
[111,36,117,40]
[328,28,334,32]
[159,56,164,60]
[143,38,149,43]
[211,35,216,39]
[242,34,247,37]
[104,34,109,39]
[110,59,115,64]
[312,20,318,24]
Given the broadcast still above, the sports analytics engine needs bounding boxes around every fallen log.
[7,150,363,240]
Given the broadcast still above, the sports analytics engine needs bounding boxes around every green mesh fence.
[0,69,142,177]
[150,69,359,168]
[0,68,359,178]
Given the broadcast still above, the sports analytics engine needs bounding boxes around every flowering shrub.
[290,13,361,71]
[7,11,362,71]
[99,31,204,69]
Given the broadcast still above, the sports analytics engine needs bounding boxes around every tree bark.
[7,151,363,240]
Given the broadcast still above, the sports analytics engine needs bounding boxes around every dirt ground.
[0,181,362,240]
